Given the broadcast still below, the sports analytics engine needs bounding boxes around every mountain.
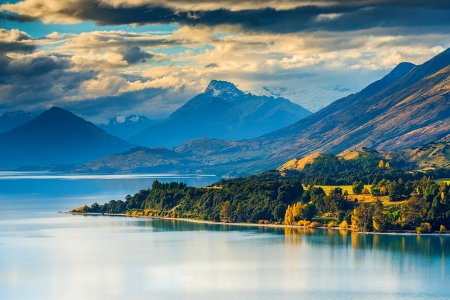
[0,111,34,133]
[128,80,312,148]
[69,48,450,176]
[0,107,134,168]
[74,146,195,174]
[98,115,160,139]
[245,49,450,167]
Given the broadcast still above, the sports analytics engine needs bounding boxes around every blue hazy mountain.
[0,111,35,133]
[0,107,134,168]
[128,80,312,148]
[98,115,161,139]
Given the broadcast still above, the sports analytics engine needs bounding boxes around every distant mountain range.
[0,107,134,168]
[128,80,311,148]
[98,115,160,139]
[0,111,34,134]
[74,47,450,175]
[3,48,450,174]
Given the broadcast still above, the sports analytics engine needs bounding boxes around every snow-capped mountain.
[98,114,160,139]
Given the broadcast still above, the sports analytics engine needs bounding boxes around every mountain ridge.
[128,80,312,148]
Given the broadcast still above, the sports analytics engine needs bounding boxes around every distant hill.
[403,141,450,170]
[277,153,325,172]
[128,80,311,148]
[98,115,160,139]
[0,107,134,168]
[74,146,195,174]
[0,111,34,133]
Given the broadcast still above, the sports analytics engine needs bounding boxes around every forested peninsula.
[73,159,450,234]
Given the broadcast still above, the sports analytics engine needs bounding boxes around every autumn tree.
[378,160,385,168]
[292,202,302,221]
[284,205,294,225]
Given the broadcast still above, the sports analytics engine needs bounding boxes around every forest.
[76,162,450,234]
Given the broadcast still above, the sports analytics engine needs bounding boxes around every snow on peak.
[115,116,125,123]
[204,80,243,97]
[129,115,140,122]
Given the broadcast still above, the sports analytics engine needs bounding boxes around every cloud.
[120,46,154,64]
[0,28,35,54]
[204,63,218,68]
[2,0,450,34]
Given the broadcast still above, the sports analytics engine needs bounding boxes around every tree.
[220,201,232,222]
[378,160,385,168]
[401,196,428,229]
[372,199,388,232]
[235,202,244,222]
[301,203,317,220]
[284,205,294,225]
[385,162,391,169]
[351,203,373,232]
[292,202,302,221]
[387,180,402,201]
[352,181,364,195]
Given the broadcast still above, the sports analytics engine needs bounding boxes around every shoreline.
[61,212,449,235]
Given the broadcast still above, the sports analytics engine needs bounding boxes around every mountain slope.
[0,111,34,133]
[98,115,160,139]
[128,80,311,148]
[0,107,134,168]
[251,48,450,165]
[403,141,450,169]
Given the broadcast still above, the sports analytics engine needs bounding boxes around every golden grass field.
[304,184,404,207]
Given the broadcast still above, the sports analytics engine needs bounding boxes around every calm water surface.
[0,172,449,299]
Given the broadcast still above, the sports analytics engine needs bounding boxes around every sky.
[0,0,449,123]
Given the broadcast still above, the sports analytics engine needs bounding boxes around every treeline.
[76,172,450,233]
[78,178,303,223]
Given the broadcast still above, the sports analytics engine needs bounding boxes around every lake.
[0,172,449,299]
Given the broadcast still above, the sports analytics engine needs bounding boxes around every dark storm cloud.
[0,54,97,108]
[120,46,154,64]
[0,40,35,54]
[2,0,450,33]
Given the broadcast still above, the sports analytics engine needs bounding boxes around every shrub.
[416,222,432,234]
[339,220,349,229]
[309,221,321,228]
[439,225,447,234]
[327,221,337,228]
[297,220,311,227]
